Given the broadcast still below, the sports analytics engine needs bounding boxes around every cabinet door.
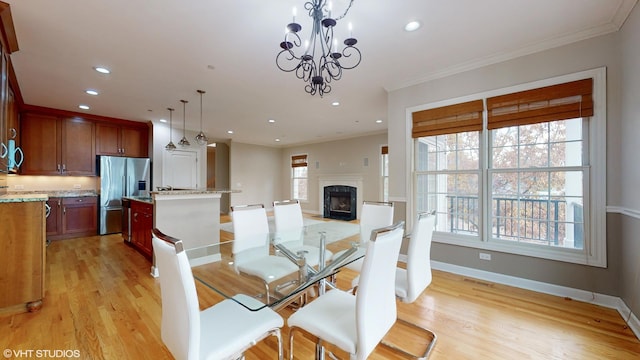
[19,114,60,175]
[0,201,45,308]
[46,197,62,237]
[121,126,148,158]
[139,205,153,258]
[95,123,121,156]
[62,197,97,235]
[61,118,95,175]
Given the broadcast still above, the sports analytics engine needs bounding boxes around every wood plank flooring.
[1,229,639,359]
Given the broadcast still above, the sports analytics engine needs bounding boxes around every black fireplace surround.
[323,185,357,221]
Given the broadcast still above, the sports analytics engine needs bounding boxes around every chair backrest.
[152,229,200,360]
[359,201,394,246]
[405,212,436,303]
[355,221,405,360]
[231,204,270,254]
[273,200,304,231]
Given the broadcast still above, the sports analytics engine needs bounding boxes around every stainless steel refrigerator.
[98,156,151,235]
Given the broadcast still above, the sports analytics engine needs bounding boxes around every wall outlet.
[14,184,24,190]
[73,184,82,189]
[479,252,492,261]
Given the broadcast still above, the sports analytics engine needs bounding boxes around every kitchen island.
[150,189,237,277]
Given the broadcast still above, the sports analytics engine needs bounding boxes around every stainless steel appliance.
[98,156,150,235]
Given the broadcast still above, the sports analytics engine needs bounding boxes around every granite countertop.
[0,193,49,203]
[9,190,98,198]
[150,189,239,196]
[124,196,153,204]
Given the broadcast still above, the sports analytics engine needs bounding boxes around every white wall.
[229,142,283,209]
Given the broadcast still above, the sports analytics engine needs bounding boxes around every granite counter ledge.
[0,193,48,203]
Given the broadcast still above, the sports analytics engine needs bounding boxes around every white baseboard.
[427,260,640,339]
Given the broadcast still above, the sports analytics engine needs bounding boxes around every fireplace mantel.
[318,175,363,219]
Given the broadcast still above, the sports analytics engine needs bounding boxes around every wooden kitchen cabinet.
[130,200,153,259]
[96,122,148,158]
[0,200,46,313]
[20,114,96,175]
[46,197,62,237]
[46,196,97,240]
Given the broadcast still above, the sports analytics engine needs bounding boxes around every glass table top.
[186,221,364,311]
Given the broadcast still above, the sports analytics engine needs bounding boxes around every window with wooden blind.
[412,68,606,267]
[381,145,389,202]
[291,154,308,201]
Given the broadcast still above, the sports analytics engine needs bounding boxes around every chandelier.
[276,0,361,96]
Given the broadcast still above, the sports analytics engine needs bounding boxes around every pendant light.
[178,99,190,146]
[195,89,209,145]
[165,107,176,151]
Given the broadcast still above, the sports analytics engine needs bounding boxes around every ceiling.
[6,0,638,147]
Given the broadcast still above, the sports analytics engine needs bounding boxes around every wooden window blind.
[381,145,388,155]
[411,100,484,138]
[487,78,593,130]
[291,154,307,168]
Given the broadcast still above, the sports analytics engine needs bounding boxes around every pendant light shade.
[165,107,176,151]
[178,99,190,146]
[195,89,209,145]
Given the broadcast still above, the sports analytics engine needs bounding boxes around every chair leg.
[380,318,437,359]
[271,328,283,360]
[288,327,298,360]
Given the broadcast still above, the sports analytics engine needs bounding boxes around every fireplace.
[323,185,357,221]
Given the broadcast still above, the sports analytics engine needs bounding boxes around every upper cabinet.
[20,113,96,176]
[96,122,148,158]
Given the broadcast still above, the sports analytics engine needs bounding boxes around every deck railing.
[446,195,581,246]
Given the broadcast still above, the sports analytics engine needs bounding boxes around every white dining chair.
[287,221,405,360]
[231,204,300,303]
[381,211,438,358]
[152,228,284,360]
[272,199,332,267]
[331,200,394,273]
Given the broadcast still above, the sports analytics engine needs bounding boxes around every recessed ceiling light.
[375,119,383,124]
[275,138,281,142]
[268,119,276,123]
[331,101,340,106]
[78,105,90,110]
[93,66,111,74]
[159,119,167,123]
[85,89,99,96]
[404,21,421,32]
[227,130,234,134]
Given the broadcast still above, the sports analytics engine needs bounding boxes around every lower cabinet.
[0,201,45,313]
[130,200,153,259]
[47,196,98,240]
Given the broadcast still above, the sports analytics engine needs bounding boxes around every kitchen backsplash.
[6,176,98,192]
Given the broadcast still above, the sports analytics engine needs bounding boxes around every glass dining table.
[186,221,365,311]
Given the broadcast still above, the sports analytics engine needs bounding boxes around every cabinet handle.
[57,200,61,207]
[62,164,66,173]
[9,128,16,139]
[63,206,66,215]
[57,164,61,173]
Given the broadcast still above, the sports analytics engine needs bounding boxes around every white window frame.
[381,145,389,202]
[408,68,607,267]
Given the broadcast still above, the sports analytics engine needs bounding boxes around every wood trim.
[0,2,18,53]
[412,99,484,138]
[381,145,388,155]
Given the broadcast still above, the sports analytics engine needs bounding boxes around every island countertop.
[150,189,239,196]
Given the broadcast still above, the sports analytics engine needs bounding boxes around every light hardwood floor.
[1,228,639,359]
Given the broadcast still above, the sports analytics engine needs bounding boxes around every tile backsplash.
[6,175,98,192]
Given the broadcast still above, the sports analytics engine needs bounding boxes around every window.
[412,69,606,267]
[291,154,308,201]
[381,145,389,202]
